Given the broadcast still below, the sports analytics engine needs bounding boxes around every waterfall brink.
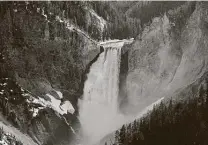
[78,47,122,145]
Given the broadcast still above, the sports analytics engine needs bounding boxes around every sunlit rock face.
[126,2,208,114]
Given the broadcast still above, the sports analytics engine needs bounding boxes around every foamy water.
[78,39,134,145]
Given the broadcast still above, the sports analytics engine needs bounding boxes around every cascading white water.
[78,39,135,145]
[78,47,123,145]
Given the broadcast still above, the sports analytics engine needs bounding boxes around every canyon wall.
[126,2,208,114]
[0,2,102,145]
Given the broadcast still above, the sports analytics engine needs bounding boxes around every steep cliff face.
[0,1,103,145]
[126,2,208,114]
[0,1,102,101]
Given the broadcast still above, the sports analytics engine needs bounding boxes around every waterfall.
[78,39,134,145]
[78,47,123,145]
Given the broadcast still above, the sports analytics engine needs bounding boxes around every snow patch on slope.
[45,94,75,115]
[0,122,37,145]
[24,90,74,117]
[60,101,75,114]
[0,133,13,145]
[29,107,44,117]
[56,90,63,99]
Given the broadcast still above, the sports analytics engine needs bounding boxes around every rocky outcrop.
[125,2,208,114]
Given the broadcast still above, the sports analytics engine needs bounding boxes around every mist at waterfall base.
[78,47,131,145]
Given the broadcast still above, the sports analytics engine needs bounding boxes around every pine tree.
[118,125,126,145]
[126,123,132,144]
[115,130,120,145]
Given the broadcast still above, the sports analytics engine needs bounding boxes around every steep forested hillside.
[113,79,208,145]
[0,1,101,145]
[126,1,186,27]
[89,1,141,39]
